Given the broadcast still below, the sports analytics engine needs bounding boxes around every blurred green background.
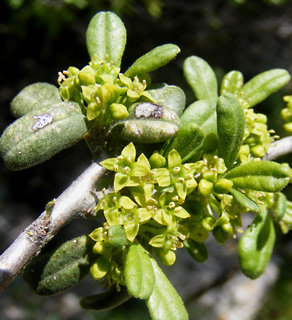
[1,1,292,319]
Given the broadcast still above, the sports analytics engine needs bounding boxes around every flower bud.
[90,257,110,280]
[149,152,166,168]
[78,66,96,85]
[155,249,176,266]
[213,179,233,194]
[198,179,213,196]
[212,226,229,244]
[109,103,129,120]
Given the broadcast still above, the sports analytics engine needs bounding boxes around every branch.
[0,161,107,292]
[264,136,292,160]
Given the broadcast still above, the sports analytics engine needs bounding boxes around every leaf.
[23,236,95,295]
[241,69,291,107]
[80,286,131,311]
[125,44,180,79]
[111,119,179,143]
[146,83,186,117]
[146,257,188,320]
[10,82,61,118]
[0,101,88,170]
[270,192,287,222]
[124,244,155,299]
[216,93,245,169]
[224,161,290,192]
[183,239,208,263]
[220,70,243,95]
[108,226,131,247]
[86,11,127,67]
[229,188,260,213]
[238,210,275,279]
[181,100,217,138]
[183,56,218,106]
[164,122,204,162]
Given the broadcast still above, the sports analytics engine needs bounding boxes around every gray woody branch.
[0,161,106,292]
[1,136,292,292]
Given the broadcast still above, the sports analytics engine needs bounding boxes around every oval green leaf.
[124,244,155,299]
[86,11,127,67]
[183,239,208,263]
[164,122,204,162]
[271,192,287,222]
[10,82,61,118]
[238,210,275,279]
[125,44,180,79]
[23,236,95,295]
[217,93,245,169]
[229,188,260,213]
[241,69,291,107]
[183,56,218,106]
[220,70,243,95]
[0,101,88,170]
[225,161,290,192]
[146,257,188,320]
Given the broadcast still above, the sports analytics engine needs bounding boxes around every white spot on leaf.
[32,113,53,131]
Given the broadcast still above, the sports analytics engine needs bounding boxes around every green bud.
[281,108,292,122]
[92,241,111,255]
[198,179,213,196]
[284,122,292,133]
[222,221,234,235]
[213,179,233,194]
[202,172,217,183]
[201,216,216,231]
[90,257,110,280]
[78,66,96,85]
[149,152,166,168]
[109,103,129,120]
[250,145,266,158]
[155,248,176,266]
[256,113,267,124]
[189,225,209,242]
[212,226,229,244]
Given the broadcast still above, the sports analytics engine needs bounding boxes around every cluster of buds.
[58,55,154,124]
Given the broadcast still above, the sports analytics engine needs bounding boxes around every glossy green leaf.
[23,236,95,295]
[80,286,131,311]
[217,93,245,168]
[10,82,61,118]
[0,101,88,170]
[146,84,186,117]
[183,239,208,263]
[225,161,290,192]
[241,69,291,107]
[183,56,218,106]
[164,122,204,162]
[146,257,188,320]
[238,210,275,279]
[125,44,180,79]
[220,70,243,95]
[229,188,260,213]
[124,244,155,299]
[86,11,127,67]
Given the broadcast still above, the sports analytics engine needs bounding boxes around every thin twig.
[264,136,292,160]
[0,161,107,292]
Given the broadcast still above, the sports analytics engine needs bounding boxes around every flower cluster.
[237,95,276,160]
[58,55,154,123]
